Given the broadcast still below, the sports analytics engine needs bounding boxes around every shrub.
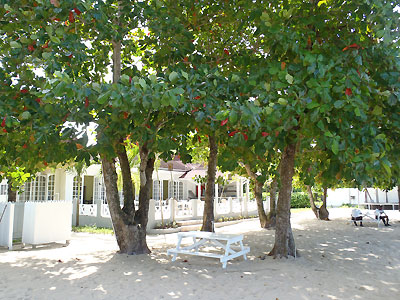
[291,192,311,208]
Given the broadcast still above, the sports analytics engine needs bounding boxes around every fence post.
[191,199,197,218]
[147,199,156,230]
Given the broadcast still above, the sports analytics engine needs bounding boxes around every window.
[0,183,7,195]
[153,180,163,200]
[33,175,46,201]
[94,176,106,204]
[47,175,55,200]
[168,181,183,200]
[19,181,31,202]
[73,176,82,202]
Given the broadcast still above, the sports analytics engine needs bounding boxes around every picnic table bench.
[167,231,250,268]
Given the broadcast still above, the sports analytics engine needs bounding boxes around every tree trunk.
[117,141,135,216]
[318,187,330,220]
[7,180,16,202]
[265,177,278,228]
[269,143,297,258]
[307,185,319,219]
[243,163,268,228]
[398,185,400,212]
[254,180,268,228]
[101,149,152,255]
[201,134,218,232]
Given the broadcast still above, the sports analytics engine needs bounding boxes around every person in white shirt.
[351,209,363,226]
[375,206,391,226]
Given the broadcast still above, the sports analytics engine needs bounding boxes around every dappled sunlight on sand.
[0,208,399,299]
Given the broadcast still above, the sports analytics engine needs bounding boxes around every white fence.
[22,201,72,245]
[0,202,14,249]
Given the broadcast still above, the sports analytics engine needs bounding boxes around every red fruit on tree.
[123,112,129,119]
[345,88,352,96]
[262,132,269,137]
[23,144,27,149]
[21,89,29,94]
[241,132,248,141]
[1,116,6,127]
[224,49,230,55]
[228,130,238,137]
[220,118,228,126]
[2,129,7,133]
[197,135,201,143]
[281,62,286,70]
[85,97,89,108]
[74,8,81,15]
[28,44,35,51]
[42,41,49,48]
[194,96,201,100]
[183,57,189,62]
[35,98,41,104]
[69,11,75,23]
[129,76,132,84]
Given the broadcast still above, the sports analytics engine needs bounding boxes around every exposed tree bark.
[201,134,218,232]
[318,187,330,220]
[269,143,297,258]
[243,164,268,228]
[101,145,154,255]
[307,185,319,219]
[398,185,400,212]
[307,185,329,220]
[265,177,278,228]
[117,141,135,216]
[6,179,16,202]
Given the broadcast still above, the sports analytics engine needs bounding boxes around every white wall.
[327,187,399,207]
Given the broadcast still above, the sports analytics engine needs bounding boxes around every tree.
[243,1,400,257]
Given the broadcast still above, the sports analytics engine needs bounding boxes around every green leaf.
[354,107,361,117]
[50,36,61,44]
[306,101,319,109]
[229,111,238,123]
[324,131,333,137]
[334,100,344,108]
[97,91,111,104]
[278,98,288,105]
[181,71,188,80]
[231,74,240,82]
[372,105,382,116]
[331,140,339,155]
[375,133,386,140]
[149,74,157,84]
[10,41,22,48]
[382,161,392,176]
[21,111,31,120]
[285,74,294,84]
[139,78,147,91]
[264,82,271,91]
[42,52,52,60]
[120,74,130,85]
[169,71,179,83]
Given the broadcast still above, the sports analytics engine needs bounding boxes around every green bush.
[291,192,311,208]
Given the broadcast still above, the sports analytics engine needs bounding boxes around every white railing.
[216,198,230,214]
[175,200,193,217]
[155,199,171,220]
[101,203,110,218]
[79,204,97,217]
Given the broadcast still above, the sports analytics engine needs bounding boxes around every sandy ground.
[1,208,399,300]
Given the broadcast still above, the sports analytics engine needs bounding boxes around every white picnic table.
[167,231,250,268]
